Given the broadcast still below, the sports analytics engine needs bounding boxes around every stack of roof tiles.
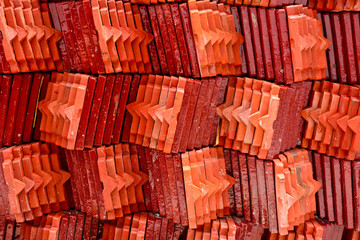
[302,81,360,160]
[1,0,360,239]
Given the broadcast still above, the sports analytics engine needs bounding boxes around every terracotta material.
[224,78,244,149]
[69,3,90,73]
[124,3,143,74]
[352,13,360,82]
[0,143,70,222]
[126,4,146,74]
[195,78,216,149]
[94,75,115,147]
[179,3,200,78]
[331,14,347,84]
[249,81,271,155]
[265,161,278,234]
[256,159,268,229]
[241,80,262,153]
[64,149,80,211]
[48,2,69,72]
[152,149,167,217]
[33,73,50,142]
[170,3,191,77]
[312,152,326,218]
[249,7,265,79]
[82,75,105,148]
[231,7,247,76]
[58,2,82,72]
[0,6,21,73]
[341,159,354,229]
[156,5,177,76]
[171,79,193,153]
[142,75,163,141]
[258,8,274,80]
[187,79,208,150]
[82,150,99,216]
[172,153,189,226]
[139,5,161,74]
[137,143,151,212]
[239,6,256,77]
[203,78,223,147]
[164,153,180,223]
[154,77,177,151]
[75,76,96,150]
[353,161,360,232]
[224,150,235,215]
[3,74,22,146]
[0,75,12,147]
[22,73,42,143]
[148,5,168,75]
[90,1,114,73]
[301,81,360,159]
[144,148,159,214]
[247,156,260,225]
[238,153,250,222]
[96,146,118,219]
[276,9,294,84]
[108,74,131,144]
[73,150,91,214]
[178,80,200,152]
[322,154,335,222]
[217,77,235,146]
[12,74,32,145]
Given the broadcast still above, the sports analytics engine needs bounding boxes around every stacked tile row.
[0,211,97,240]
[0,0,62,73]
[0,212,179,240]
[44,0,242,78]
[63,144,190,226]
[38,72,134,150]
[0,212,278,240]
[271,149,320,235]
[216,77,311,159]
[44,0,167,75]
[0,145,338,237]
[98,213,184,240]
[263,219,332,239]
[1,1,335,84]
[117,0,302,7]
[25,0,360,13]
[320,12,360,84]
[3,213,349,239]
[312,152,360,231]
[0,141,318,234]
[37,72,229,152]
[38,72,89,150]
[187,0,243,78]
[181,147,235,229]
[185,217,263,240]
[0,143,321,234]
[125,75,229,153]
[0,143,71,223]
[231,5,329,84]
[310,0,360,11]
[275,220,342,240]
[63,144,148,221]
[3,1,360,240]
[224,148,320,235]
[134,146,188,226]
[302,81,360,160]
[0,213,262,240]
[0,73,49,148]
